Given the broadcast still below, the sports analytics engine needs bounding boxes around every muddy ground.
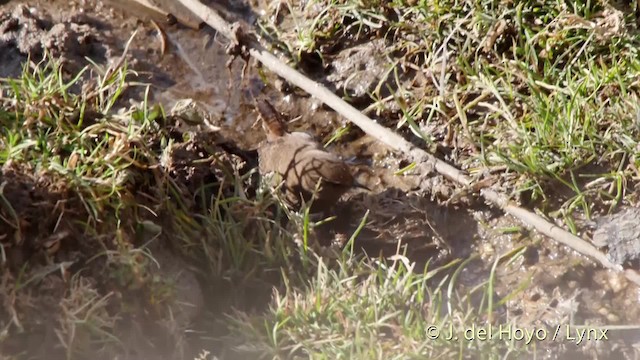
[0,0,640,359]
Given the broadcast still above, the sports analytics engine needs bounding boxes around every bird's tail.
[254,97,286,139]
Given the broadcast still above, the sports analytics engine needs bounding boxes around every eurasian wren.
[256,99,359,212]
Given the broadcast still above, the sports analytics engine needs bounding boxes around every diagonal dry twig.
[175,0,638,283]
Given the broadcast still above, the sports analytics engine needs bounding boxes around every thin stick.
[175,0,630,278]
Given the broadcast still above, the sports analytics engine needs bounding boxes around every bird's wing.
[301,151,354,187]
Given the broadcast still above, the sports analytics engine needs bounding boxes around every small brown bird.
[256,98,361,213]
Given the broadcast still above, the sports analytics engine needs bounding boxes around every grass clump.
[223,249,533,359]
[0,53,175,359]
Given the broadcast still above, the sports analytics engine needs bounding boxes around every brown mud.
[0,0,639,359]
